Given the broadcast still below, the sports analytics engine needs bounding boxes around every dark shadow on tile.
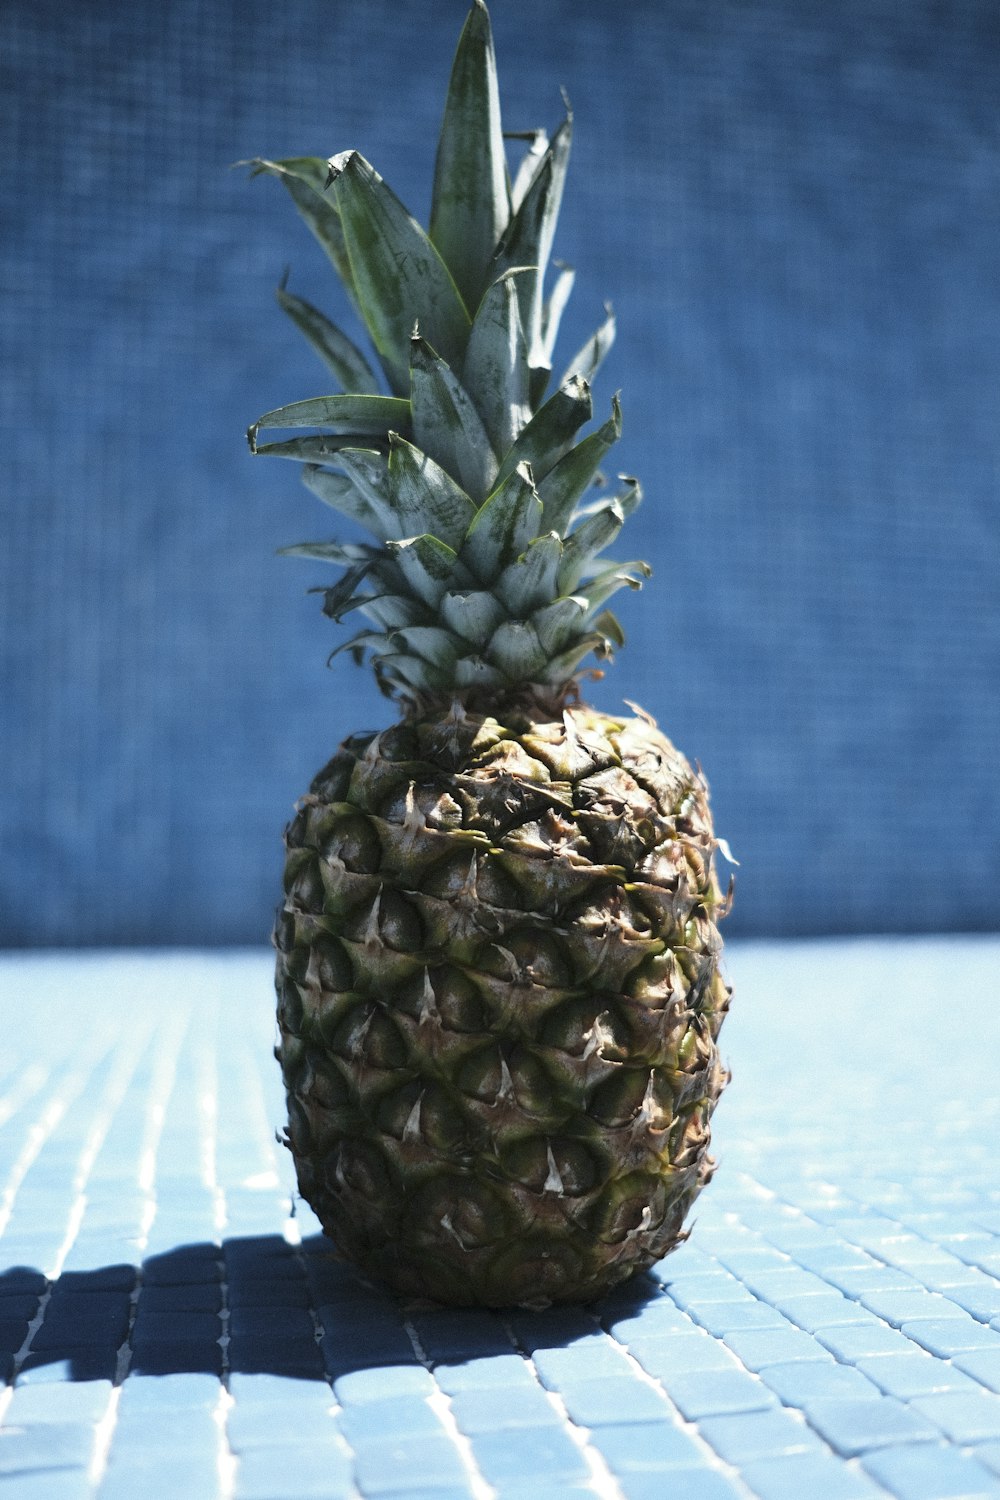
[1,1235,667,1386]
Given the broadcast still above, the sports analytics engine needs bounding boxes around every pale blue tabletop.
[1,939,998,1499]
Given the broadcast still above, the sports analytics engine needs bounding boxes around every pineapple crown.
[248,0,648,714]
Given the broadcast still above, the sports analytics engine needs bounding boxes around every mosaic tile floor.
[0,939,998,1499]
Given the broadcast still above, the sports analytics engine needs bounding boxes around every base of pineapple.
[275,701,731,1309]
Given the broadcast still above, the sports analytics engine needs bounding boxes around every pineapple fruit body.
[251,2,735,1305]
[275,704,730,1307]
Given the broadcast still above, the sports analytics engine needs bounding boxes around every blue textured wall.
[3,0,999,945]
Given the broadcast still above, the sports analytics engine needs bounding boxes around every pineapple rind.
[274,705,732,1308]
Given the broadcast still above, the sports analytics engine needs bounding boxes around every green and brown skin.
[274,697,731,1308]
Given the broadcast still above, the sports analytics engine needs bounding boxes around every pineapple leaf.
[493,374,592,489]
[249,432,389,462]
[494,532,563,615]
[439,589,506,645]
[300,464,389,537]
[462,268,532,457]
[489,110,572,371]
[560,305,616,388]
[386,533,461,606]
[247,158,356,300]
[388,625,461,668]
[540,262,575,366]
[461,463,542,582]
[429,0,510,316]
[276,285,380,393]
[250,394,410,439]
[358,593,429,629]
[452,656,505,690]
[537,393,622,532]
[573,475,642,524]
[591,608,626,649]
[531,595,587,655]
[578,558,651,614]
[538,631,611,682]
[279,540,372,564]
[409,335,498,502]
[556,500,625,591]
[486,619,548,679]
[386,433,477,549]
[327,150,471,395]
[508,128,548,212]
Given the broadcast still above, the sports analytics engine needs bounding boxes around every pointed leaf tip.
[325,150,355,187]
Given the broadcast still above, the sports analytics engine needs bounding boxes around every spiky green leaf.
[386,533,461,607]
[429,0,510,314]
[300,465,387,536]
[509,129,548,212]
[410,336,497,502]
[493,532,563,615]
[541,262,575,365]
[578,559,651,615]
[573,476,642,524]
[489,112,572,368]
[251,394,410,439]
[327,150,471,394]
[494,375,591,488]
[359,594,428,629]
[462,268,532,456]
[453,656,505,690]
[461,463,542,582]
[560,305,616,388]
[249,432,389,462]
[276,285,380,393]
[385,433,477,548]
[531,595,587,655]
[486,619,548,679]
[439,589,506,645]
[389,625,461,669]
[557,501,625,591]
[537,393,622,532]
[247,158,355,296]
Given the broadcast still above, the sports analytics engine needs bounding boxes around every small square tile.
[802,1395,938,1456]
[862,1441,1000,1499]
[615,1470,744,1500]
[531,1342,631,1389]
[333,1365,435,1405]
[449,1385,562,1434]
[741,1451,886,1500]
[774,1294,872,1332]
[232,1443,354,1499]
[858,1290,957,1327]
[902,1319,1000,1358]
[663,1368,776,1420]
[816,1322,914,1363]
[557,1377,671,1427]
[697,1408,821,1464]
[723,1326,834,1371]
[587,1420,706,1473]
[628,1334,740,1380]
[910,1390,1000,1443]
[956,1348,1000,1394]
[470,1425,590,1485]
[759,1359,879,1407]
[433,1356,536,1395]
[856,1352,979,1399]
[690,1301,790,1337]
[352,1433,471,1495]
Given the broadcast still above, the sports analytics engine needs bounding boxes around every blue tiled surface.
[1,943,1000,1499]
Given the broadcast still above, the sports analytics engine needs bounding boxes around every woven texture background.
[3,0,999,946]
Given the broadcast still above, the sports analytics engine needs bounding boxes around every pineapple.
[251,0,732,1308]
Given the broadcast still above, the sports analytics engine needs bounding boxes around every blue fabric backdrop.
[3,0,999,945]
